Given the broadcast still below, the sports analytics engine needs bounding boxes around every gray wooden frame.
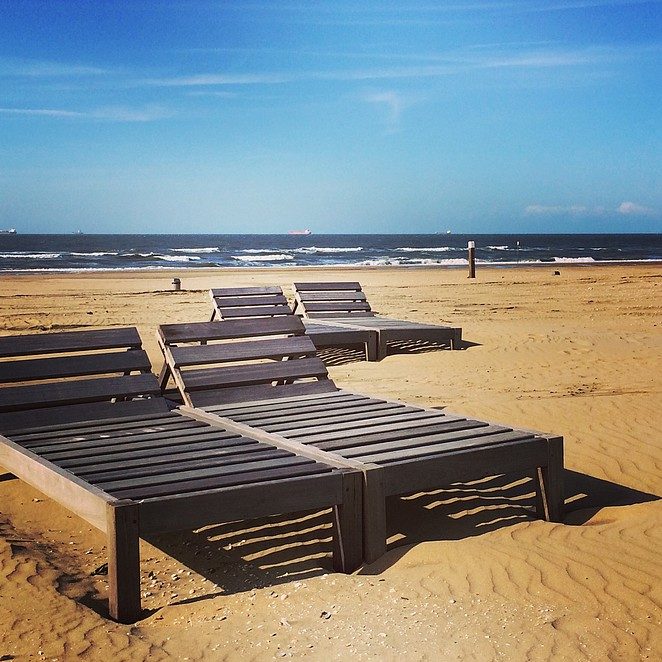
[157,319,564,565]
[208,286,378,361]
[292,282,463,358]
[0,327,363,623]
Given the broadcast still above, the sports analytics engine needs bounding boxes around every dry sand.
[0,264,660,661]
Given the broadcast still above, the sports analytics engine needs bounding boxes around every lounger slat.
[298,291,367,302]
[159,317,305,343]
[210,286,283,297]
[294,282,361,291]
[218,306,292,318]
[303,302,372,313]
[0,374,161,413]
[183,357,328,391]
[0,350,152,384]
[109,463,331,500]
[0,328,143,358]
[30,420,213,453]
[191,380,338,406]
[315,419,498,457]
[359,430,536,464]
[0,398,170,434]
[258,403,417,431]
[211,294,288,308]
[57,436,257,470]
[169,336,317,367]
[43,428,242,462]
[98,454,313,491]
[79,447,289,482]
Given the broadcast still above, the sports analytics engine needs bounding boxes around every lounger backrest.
[292,282,375,318]
[0,327,166,432]
[158,316,338,407]
[209,286,292,321]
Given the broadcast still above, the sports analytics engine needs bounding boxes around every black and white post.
[467,241,476,278]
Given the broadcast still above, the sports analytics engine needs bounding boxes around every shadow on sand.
[128,468,658,615]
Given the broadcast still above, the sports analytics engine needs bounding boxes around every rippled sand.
[1,264,660,660]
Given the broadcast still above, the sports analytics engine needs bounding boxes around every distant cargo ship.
[288,229,312,235]
[0,228,16,234]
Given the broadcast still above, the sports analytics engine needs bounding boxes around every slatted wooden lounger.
[292,281,463,359]
[157,315,564,565]
[209,286,378,361]
[0,327,362,623]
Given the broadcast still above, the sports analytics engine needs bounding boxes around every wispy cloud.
[617,201,657,216]
[363,90,417,132]
[0,106,173,122]
[525,201,658,216]
[0,57,111,78]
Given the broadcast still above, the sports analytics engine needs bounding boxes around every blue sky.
[1,1,660,234]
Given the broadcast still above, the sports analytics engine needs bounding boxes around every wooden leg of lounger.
[376,336,388,361]
[106,500,141,623]
[363,468,387,563]
[535,437,564,523]
[451,328,463,350]
[332,471,363,573]
[366,335,379,362]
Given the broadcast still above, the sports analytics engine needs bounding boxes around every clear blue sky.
[1,1,660,234]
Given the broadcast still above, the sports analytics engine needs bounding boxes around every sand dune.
[0,264,660,660]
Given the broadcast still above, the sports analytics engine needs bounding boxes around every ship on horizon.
[288,228,312,235]
[0,228,16,234]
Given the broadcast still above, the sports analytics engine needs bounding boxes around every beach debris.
[172,277,181,291]
[554,270,560,275]
[320,611,332,619]
[91,563,108,576]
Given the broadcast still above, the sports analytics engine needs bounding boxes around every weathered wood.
[303,301,372,313]
[294,282,361,291]
[159,317,305,344]
[536,436,564,522]
[0,327,142,358]
[332,470,363,572]
[210,286,282,297]
[218,305,292,318]
[0,433,113,530]
[0,373,161,412]
[362,466,387,563]
[0,350,152,383]
[138,472,343,534]
[170,336,317,366]
[106,500,141,623]
[191,380,338,407]
[0,398,170,434]
[212,294,288,308]
[183,357,329,391]
[299,291,367,301]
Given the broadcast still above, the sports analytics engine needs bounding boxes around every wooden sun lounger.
[209,286,378,361]
[292,281,463,359]
[0,328,362,623]
[157,316,564,565]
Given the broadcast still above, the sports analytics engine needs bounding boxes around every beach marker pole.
[172,277,181,291]
[467,241,476,278]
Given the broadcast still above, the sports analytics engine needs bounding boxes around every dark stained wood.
[293,282,361,291]
[0,350,152,383]
[190,380,338,406]
[212,294,288,307]
[332,470,363,572]
[0,373,161,412]
[536,436,564,522]
[302,301,372,312]
[362,466,386,563]
[170,336,317,366]
[0,327,143,358]
[109,462,332,500]
[218,305,292,318]
[0,398,170,434]
[106,500,141,623]
[183,357,328,391]
[299,291,367,301]
[159,316,305,344]
[210,286,283,297]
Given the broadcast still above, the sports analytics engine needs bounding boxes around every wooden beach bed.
[0,328,363,623]
[157,315,564,564]
[209,286,378,361]
[292,281,463,359]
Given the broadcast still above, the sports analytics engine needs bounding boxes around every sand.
[0,264,660,661]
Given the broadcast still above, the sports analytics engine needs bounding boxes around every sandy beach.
[0,264,660,661]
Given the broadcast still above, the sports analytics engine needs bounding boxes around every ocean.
[0,234,660,272]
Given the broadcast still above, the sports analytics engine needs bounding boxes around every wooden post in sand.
[467,241,476,278]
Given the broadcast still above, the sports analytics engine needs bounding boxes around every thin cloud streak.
[0,106,174,122]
